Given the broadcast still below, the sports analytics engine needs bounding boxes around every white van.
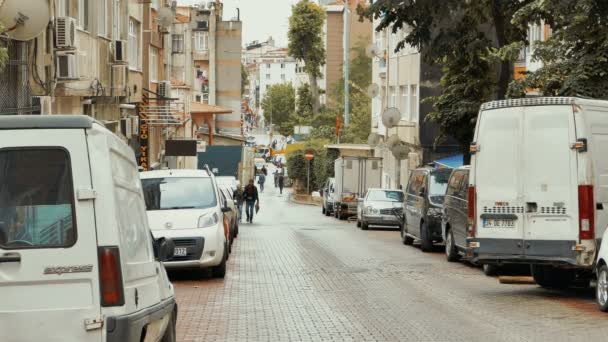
[0,116,177,342]
[140,169,230,278]
[468,97,608,288]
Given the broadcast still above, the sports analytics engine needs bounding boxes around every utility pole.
[343,0,350,127]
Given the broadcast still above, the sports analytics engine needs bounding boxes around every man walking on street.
[233,184,245,222]
[258,172,266,193]
[277,163,285,195]
[244,179,259,223]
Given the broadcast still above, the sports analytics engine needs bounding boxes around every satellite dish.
[0,0,50,41]
[391,144,410,160]
[366,44,381,58]
[158,8,175,29]
[386,134,401,149]
[367,133,380,147]
[382,107,401,129]
[367,83,380,98]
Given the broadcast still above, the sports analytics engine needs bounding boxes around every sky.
[178,0,301,47]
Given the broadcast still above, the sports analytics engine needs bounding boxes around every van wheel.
[483,264,498,276]
[161,311,177,342]
[212,243,228,279]
[402,223,414,245]
[420,222,433,252]
[445,229,460,262]
[531,265,574,289]
[597,265,608,311]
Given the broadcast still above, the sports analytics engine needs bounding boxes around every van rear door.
[521,105,578,256]
[0,129,101,342]
[474,107,526,253]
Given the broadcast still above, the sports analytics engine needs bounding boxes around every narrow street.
[173,182,608,342]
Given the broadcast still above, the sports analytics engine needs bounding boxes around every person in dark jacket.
[233,185,245,222]
[244,179,260,223]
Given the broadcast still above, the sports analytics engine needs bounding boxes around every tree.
[289,0,326,116]
[361,1,531,158]
[296,84,313,119]
[241,64,248,96]
[261,83,296,136]
[0,23,8,70]
[508,1,608,99]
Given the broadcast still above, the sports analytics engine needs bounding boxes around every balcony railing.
[140,100,187,126]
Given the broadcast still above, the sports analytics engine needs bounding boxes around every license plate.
[174,247,188,257]
[483,219,515,228]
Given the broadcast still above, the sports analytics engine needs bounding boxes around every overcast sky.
[178,0,301,47]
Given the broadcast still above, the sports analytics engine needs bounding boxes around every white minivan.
[140,169,230,278]
[468,97,608,288]
[0,115,177,342]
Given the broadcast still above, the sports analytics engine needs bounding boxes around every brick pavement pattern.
[173,184,608,342]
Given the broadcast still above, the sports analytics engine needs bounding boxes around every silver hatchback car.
[357,189,405,230]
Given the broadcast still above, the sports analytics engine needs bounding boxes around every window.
[128,19,141,70]
[172,34,184,53]
[410,84,418,120]
[194,31,209,51]
[367,190,404,202]
[281,63,285,69]
[113,0,121,39]
[266,74,271,80]
[429,169,452,199]
[141,177,218,211]
[58,0,70,17]
[389,86,397,107]
[195,94,202,103]
[266,63,271,68]
[400,85,409,119]
[150,47,158,82]
[99,0,108,36]
[407,172,425,196]
[0,149,76,249]
[446,171,465,198]
[78,0,89,30]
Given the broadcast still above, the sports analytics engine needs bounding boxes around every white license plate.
[483,219,515,228]
[174,247,188,257]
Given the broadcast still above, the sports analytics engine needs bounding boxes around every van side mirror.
[155,237,175,262]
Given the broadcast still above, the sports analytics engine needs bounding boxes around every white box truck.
[334,156,383,220]
[468,97,608,288]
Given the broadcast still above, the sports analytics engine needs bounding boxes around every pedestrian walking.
[233,185,245,222]
[274,170,279,188]
[258,173,266,193]
[277,164,285,195]
[261,165,268,176]
[244,179,259,223]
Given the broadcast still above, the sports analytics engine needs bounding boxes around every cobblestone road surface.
[172,182,608,342]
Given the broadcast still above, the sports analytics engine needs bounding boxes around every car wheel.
[597,265,608,312]
[420,222,433,252]
[361,221,369,230]
[212,243,228,279]
[531,265,574,289]
[402,222,414,245]
[482,264,498,276]
[445,228,460,262]
[160,310,177,342]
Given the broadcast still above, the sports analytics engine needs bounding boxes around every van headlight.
[198,212,219,228]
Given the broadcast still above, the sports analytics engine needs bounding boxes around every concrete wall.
[215,20,243,132]
[325,10,344,95]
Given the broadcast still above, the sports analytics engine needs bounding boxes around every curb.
[289,193,322,206]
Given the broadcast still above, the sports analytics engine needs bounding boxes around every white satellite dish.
[0,0,50,41]
[367,83,380,98]
[386,134,401,149]
[158,7,175,29]
[382,107,401,129]
[366,44,381,58]
[367,133,380,147]
[391,144,410,160]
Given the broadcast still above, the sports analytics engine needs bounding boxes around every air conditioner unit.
[158,81,172,99]
[131,116,139,135]
[56,53,78,80]
[120,117,132,138]
[55,17,77,49]
[31,96,52,115]
[114,40,127,63]
[112,64,127,90]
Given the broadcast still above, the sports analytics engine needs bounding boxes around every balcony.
[140,100,187,126]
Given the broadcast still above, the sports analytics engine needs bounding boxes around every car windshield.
[367,190,404,202]
[429,169,452,202]
[141,177,217,210]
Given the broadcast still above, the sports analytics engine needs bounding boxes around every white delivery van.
[0,116,177,342]
[140,169,230,278]
[333,156,383,220]
[468,97,608,288]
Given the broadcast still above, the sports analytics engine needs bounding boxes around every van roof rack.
[481,97,575,111]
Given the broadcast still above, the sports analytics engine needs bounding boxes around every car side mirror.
[155,237,175,262]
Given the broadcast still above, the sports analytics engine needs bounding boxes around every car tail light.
[98,246,125,307]
[467,186,476,238]
[578,185,594,240]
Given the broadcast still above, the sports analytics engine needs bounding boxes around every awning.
[434,154,464,169]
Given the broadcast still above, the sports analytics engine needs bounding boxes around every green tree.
[296,84,313,119]
[0,23,8,70]
[261,83,296,136]
[289,0,326,116]
[241,64,248,96]
[508,1,608,98]
[361,1,531,158]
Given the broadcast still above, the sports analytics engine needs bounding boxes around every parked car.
[442,167,470,262]
[216,176,238,193]
[140,169,230,278]
[468,97,608,288]
[0,115,177,342]
[321,178,336,216]
[357,188,404,230]
[219,186,239,242]
[403,167,452,252]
